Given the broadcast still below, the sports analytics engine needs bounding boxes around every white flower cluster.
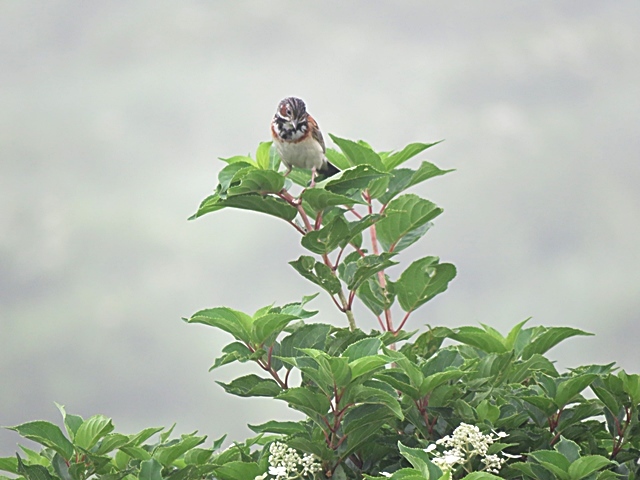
[425,423,510,475]
[255,441,322,480]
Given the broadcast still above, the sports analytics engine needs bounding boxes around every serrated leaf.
[216,375,282,398]
[227,170,285,196]
[95,433,129,455]
[356,276,393,316]
[343,405,394,455]
[210,342,253,370]
[74,415,114,450]
[252,313,298,344]
[189,193,297,221]
[213,462,261,480]
[218,162,255,195]
[268,143,281,171]
[218,155,256,166]
[301,216,350,254]
[301,189,364,212]
[154,434,206,467]
[255,141,271,170]
[289,256,342,295]
[397,442,442,479]
[126,427,164,447]
[139,459,163,480]
[554,437,580,463]
[351,386,403,419]
[393,257,456,313]
[7,422,74,461]
[280,323,332,360]
[325,165,388,196]
[55,404,83,442]
[183,448,213,466]
[186,307,253,343]
[16,456,52,480]
[449,327,508,354]
[521,327,592,360]
[0,457,18,474]
[567,456,612,480]
[420,370,464,396]
[383,141,443,170]
[325,148,350,170]
[247,421,306,435]
[343,338,383,361]
[276,387,331,417]
[528,450,570,479]
[329,134,385,170]
[554,374,597,408]
[376,195,442,252]
[379,161,453,205]
[349,356,392,379]
[338,253,398,291]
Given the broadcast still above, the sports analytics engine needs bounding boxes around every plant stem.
[338,290,357,331]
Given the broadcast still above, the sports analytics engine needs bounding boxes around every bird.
[271,97,340,187]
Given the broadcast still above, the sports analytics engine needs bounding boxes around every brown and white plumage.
[271,97,339,185]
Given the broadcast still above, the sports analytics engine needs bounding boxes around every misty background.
[1,1,639,455]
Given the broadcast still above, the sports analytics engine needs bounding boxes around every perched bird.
[271,97,340,186]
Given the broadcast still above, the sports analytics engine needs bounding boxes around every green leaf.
[554,374,598,408]
[218,162,254,194]
[210,342,253,370]
[420,370,465,396]
[343,405,394,455]
[120,446,152,461]
[376,195,443,252]
[183,448,214,466]
[301,188,365,212]
[213,462,261,480]
[186,307,253,343]
[338,253,398,291]
[216,374,282,397]
[462,473,505,480]
[449,326,508,354]
[126,426,164,447]
[522,327,592,360]
[276,387,331,417]
[189,193,297,222]
[95,433,129,455]
[343,338,383,361]
[350,355,392,379]
[397,442,442,479]
[280,323,332,360]
[74,415,114,450]
[51,454,71,480]
[289,256,342,295]
[567,456,612,480]
[590,385,620,417]
[351,386,403,419]
[476,400,501,424]
[16,456,52,480]
[619,370,640,404]
[252,313,298,344]
[301,216,350,254]
[383,141,443,170]
[247,421,307,435]
[0,457,18,474]
[7,422,74,461]
[218,155,256,166]
[325,165,388,196]
[256,141,272,170]
[227,169,285,197]
[393,257,456,313]
[529,450,570,479]
[554,437,580,463]
[139,459,163,480]
[379,161,453,204]
[55,404,83,441]
[154,434,206,467]
[329,134,385,170]
[356,276,394,316]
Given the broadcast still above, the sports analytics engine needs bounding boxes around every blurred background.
[1,1,639,455]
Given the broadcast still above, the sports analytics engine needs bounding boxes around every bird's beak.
[290,119,298,130]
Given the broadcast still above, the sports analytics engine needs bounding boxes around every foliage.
[3,138,640,480]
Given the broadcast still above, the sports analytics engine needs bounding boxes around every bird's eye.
[286,107,292,116]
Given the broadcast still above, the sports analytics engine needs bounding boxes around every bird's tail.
[317,160,340,179]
